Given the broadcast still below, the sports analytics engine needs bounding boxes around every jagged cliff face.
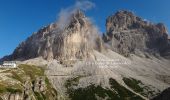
[6,10,102,61]
[103,10,170,58]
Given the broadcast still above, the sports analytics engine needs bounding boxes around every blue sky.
[0,0,170,58]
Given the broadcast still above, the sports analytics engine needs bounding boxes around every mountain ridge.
[1,10,170,62]
[0,10,170,100]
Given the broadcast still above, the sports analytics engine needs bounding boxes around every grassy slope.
[65,76,144,100]
[123,77,160,98]
[0,64,58,100]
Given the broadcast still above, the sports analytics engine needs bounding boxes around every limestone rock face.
[2,10,102,61]
[104,10,170,57]
[2,93,22,100]
[33,77,46,92]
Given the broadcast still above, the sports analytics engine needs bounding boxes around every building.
[2,61,17,68]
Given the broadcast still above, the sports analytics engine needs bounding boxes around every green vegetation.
[0,83,22,94]
[123,77,157,97]
[18,64,44,80]
[34,92,44,100]
[44,77,58,100]
[0,97,3,100]
[19,64,58,100]
[10,71,24,83]
[45,77,50,85]
[0,84,7,93]
[65,76,82,88]
[68,84,115,100]
[65,76,114,100]
[0,64,58,100]
[65,76,144,100]
[6,87,22,93]
[123,78,144,93]
[109,78,143,100]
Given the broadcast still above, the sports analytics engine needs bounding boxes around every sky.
[0,0,170,58]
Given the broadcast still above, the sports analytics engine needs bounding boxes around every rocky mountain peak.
[1,10,103,62]
[106,10,139,32]
[106,10,168,35]
[73,9,85,19]
[104,10,170,58]
[66,10,87,32]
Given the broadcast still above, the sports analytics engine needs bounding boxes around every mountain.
[0,10,170,100]
[1,10,103,62]
[103,10,170,58]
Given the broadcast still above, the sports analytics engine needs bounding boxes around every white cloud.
[75,0,95,11]
[57,0,95,30]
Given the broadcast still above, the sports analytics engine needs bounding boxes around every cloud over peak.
[57,0,95,30]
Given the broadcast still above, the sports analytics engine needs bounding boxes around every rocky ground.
[16,49,170,100]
